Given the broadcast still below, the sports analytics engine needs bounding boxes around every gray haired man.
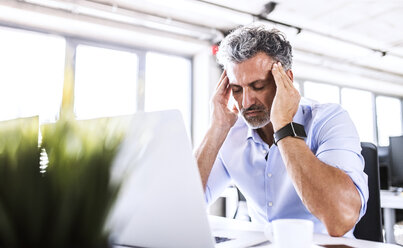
[195,24,368,237]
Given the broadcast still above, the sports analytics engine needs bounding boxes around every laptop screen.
[107,110,215,248]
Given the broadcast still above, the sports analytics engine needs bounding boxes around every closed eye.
[251,81,265,91]
[231,85,242,94]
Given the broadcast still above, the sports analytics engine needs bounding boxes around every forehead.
[226,53,275,85]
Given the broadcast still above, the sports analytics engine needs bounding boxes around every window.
[341,88,375,143]
[304,81,339,104]
[0,27,65,123]
[0,26,193,141]
[74,45,138,119]
[144,52,192,132]
[376,96,402,146]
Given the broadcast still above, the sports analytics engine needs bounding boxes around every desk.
[381,189,403,244]
[210,215,400,248]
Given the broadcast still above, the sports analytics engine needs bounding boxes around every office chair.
[388,136,403,237]
[388,135,403,188]
[353,142,383,242]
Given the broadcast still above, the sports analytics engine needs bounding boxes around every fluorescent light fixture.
[0,2,208,55]
[22,0,222,41]
[118,0,254,25]
[23,0,73,11]
[294,31,372,61]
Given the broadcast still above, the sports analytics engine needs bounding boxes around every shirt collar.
[246,126,262,144]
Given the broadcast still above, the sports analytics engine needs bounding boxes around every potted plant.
[0,116,126,248]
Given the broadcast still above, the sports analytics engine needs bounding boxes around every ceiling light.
[22,0,222,42]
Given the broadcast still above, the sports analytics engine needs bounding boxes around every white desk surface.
[209,215,401,248]
[380,189,403,244]
[381,189,403,209]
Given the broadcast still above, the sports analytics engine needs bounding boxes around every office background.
[1,0,402,147]
[1,0,403,243]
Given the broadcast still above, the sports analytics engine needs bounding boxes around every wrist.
[273,122,307,146]
[272,120,291,132]
[211,114,237,132]
[208,122,232,140]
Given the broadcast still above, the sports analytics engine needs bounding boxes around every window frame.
[0,23,194,139]
[0,25,66,123]
[65,37,193,123]
[374,94,403,146]
[296,77,403,145]
[3,23,403,146]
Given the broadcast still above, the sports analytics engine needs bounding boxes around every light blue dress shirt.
[205,98,368,237]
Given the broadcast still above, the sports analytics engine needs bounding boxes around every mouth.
[244,110,263,117]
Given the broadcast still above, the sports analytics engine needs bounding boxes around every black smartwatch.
[273,122,307,146]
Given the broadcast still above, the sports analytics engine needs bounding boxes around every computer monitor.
[388,135,403,187]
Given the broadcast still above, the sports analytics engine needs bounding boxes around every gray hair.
[216,24,293,71]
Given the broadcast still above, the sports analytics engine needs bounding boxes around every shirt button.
[268,173,272,178]
[268,202,273,207]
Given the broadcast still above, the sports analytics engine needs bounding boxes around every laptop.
[107,110,267,248]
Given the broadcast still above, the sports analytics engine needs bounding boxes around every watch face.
[293,123,307,138]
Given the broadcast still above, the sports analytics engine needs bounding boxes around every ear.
[286,69,294,82]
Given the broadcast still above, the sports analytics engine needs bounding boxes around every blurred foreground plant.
[0,116,127,248]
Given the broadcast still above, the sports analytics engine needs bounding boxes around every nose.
[242,88,255,109]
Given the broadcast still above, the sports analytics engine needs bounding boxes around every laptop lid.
[108,110,215,248]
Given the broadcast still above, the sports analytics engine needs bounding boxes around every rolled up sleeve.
[314,107,369,220]
[205,154,231,205]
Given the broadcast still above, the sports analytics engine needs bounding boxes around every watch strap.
[273,122,307,146]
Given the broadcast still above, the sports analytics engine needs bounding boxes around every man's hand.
[270,62,300,132]
[210,70,238,130]
[195,70,238,190]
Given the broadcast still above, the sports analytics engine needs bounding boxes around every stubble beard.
[240,105,270,129]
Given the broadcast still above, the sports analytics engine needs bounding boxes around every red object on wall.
[212,44,219,55]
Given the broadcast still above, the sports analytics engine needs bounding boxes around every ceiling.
[87,0,403,89]
[87,0,403,54]
[1,0,403,94]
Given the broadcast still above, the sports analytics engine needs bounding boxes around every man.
[195,24,368,237]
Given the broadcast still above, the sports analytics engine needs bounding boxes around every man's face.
[226,52,277,129]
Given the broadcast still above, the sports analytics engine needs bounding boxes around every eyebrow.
[229,79,266,87]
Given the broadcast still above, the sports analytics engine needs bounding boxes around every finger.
[275,62,291,89]
[223,77,233,100]
[276,62,293,87]
[215,76,231,103]
[215,75,229,98]
[216,70,227,90]
[212,76,231,107]
[272,62,287,89]
[221,76,230,96]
